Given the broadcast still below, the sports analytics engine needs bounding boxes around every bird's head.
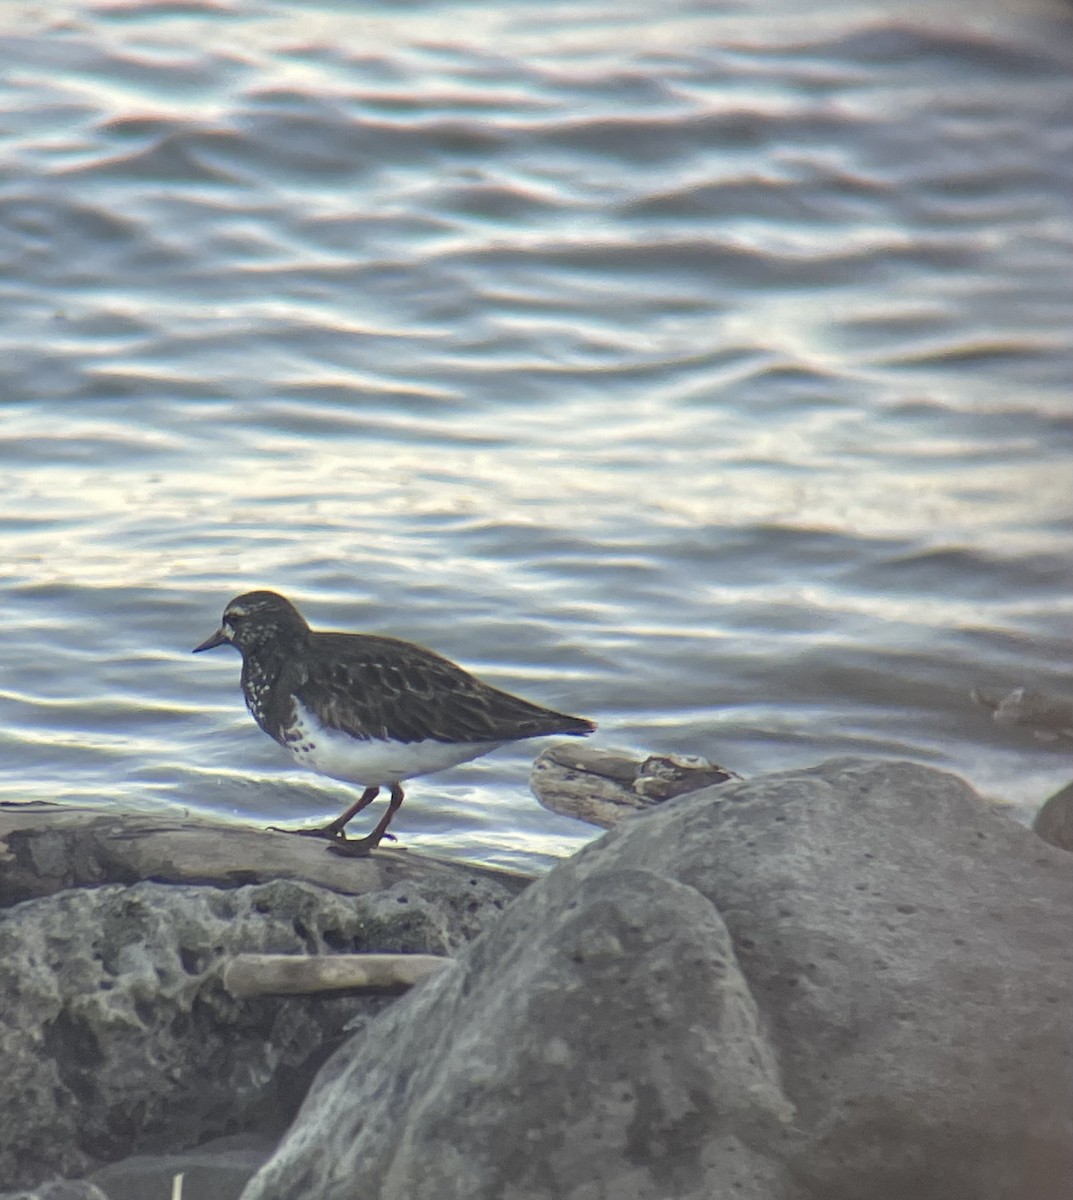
[192,590,309,656]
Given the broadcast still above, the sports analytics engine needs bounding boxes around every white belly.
[281,699,503,787]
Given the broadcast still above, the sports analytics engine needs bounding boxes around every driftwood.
[223,952,452,998]
[0,806,531,907]
[531,744,738,829]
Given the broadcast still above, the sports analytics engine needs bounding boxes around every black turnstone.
[193,590,596,854]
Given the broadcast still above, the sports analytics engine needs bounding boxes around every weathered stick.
[531,744,738,828]
[223,952,452,999]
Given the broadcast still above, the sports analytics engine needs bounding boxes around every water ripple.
[0,0,1070,871]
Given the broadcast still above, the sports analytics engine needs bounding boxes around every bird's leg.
[326,786,383,838]
[268,785,381,840]
[328,783,405,857]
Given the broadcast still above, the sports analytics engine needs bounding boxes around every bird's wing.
[287,635,592,745]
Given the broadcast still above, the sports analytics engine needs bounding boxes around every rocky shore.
[1,755,1069,1199]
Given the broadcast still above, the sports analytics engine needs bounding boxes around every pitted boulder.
[0,872,515,1191]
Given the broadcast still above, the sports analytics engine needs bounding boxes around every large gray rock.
[243,758,1072,1200]
[0,872,515,1191]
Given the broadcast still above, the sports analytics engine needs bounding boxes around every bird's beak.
[192,627,230,653]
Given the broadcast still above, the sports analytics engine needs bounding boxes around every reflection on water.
[1,0,1071,872]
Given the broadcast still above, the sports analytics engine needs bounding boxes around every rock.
[244,758,1072,1200]
[86,1133,276,1200]
[971,687,1073,743]
[0,807,529,907]
[245,868,793,1200]
[1033,780,1073,851]
[0,870,516,1192]
[0,1184,108,1200]
[531,743,737,827]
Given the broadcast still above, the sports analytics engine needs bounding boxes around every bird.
[192,590,596,855]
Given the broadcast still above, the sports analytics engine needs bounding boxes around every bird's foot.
[266,822,346,841]
[267,823,398,847]
[326,832,396,857]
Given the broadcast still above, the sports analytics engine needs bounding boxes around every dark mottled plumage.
[193,590,595,853]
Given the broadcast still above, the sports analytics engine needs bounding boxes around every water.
[1,0,1070,874]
